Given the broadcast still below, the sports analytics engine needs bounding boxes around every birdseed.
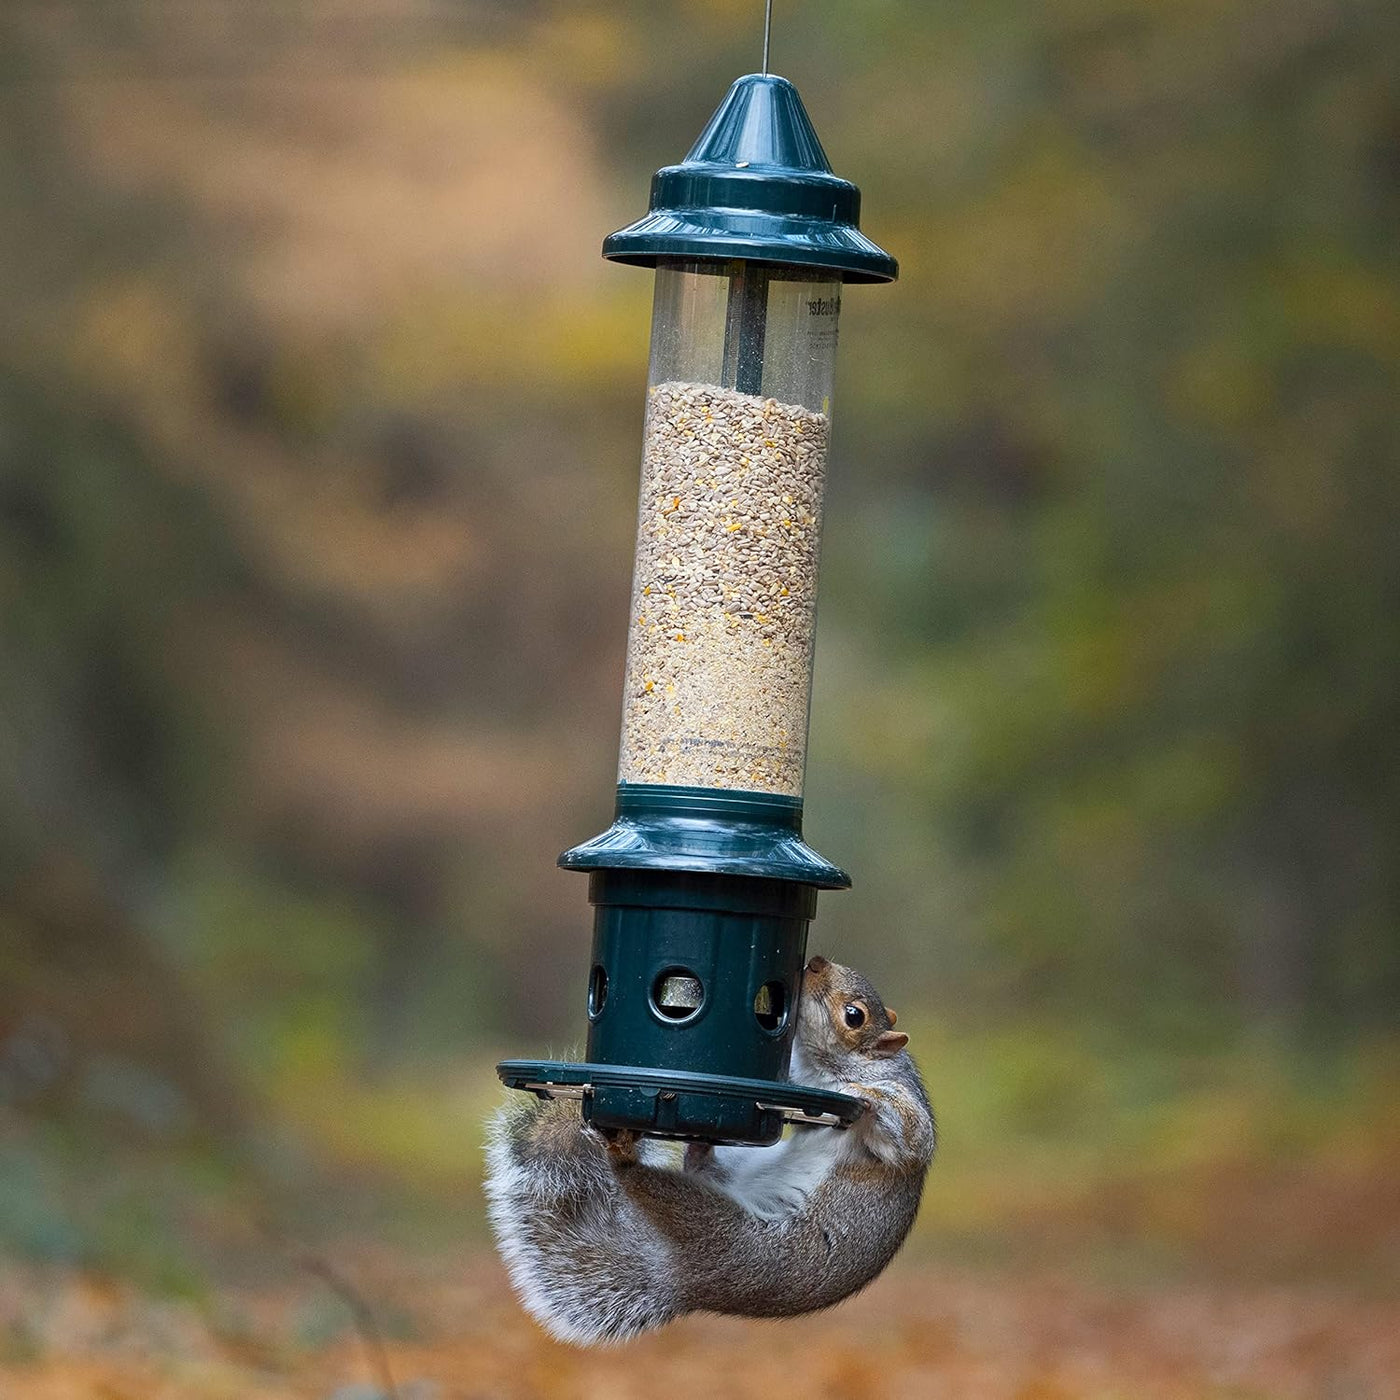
[618,381,829,796]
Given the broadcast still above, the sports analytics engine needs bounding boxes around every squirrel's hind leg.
[484,1097,685,1347]
[683,1140,745,1189]
[485,1096,613,1207]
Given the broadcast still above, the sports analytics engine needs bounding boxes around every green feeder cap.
[603,73,898,285]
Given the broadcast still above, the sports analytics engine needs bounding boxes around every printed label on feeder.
[619,381,827,797]
[802,293,840,356]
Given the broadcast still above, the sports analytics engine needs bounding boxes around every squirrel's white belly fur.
[708,1123,852,1221]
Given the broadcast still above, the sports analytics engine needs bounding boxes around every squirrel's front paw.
[600,1127,641,1165]
[683,1141,714,1173]
[842,1085,879,1117]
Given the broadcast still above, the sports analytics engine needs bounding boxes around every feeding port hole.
[753,980,787,1033]
[588,964,608,1019]
[651,969,705,1021]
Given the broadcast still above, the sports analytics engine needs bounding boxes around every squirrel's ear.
[873,1030,908,1057]
[886,1008,898,1026]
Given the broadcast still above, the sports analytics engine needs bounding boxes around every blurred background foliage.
[1,0,1398,1324]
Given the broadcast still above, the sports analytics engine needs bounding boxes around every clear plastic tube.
[618,258,842,798]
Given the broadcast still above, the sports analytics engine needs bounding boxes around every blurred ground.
[6,1250,1400,1400]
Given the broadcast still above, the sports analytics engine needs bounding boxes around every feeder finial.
[603,73,898,284]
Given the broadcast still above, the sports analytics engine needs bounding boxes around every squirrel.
[484,954,935,1346]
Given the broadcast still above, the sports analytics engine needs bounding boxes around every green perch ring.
[498,1061,865,1144]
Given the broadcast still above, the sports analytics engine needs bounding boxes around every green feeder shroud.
[498,72,896,1145]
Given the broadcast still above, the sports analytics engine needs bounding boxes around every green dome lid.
[603,73,897,285]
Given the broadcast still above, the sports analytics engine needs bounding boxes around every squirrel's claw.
[601,1127,641,1165]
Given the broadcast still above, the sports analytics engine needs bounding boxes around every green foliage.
[913,1022,1400,1283]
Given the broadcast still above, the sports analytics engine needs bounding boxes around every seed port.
[753,979,788,1033]
[588,964,609,1019]
[651,968,705,1022]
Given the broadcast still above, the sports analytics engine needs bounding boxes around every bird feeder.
[498,68,896,1145]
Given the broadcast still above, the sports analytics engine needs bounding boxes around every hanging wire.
[762,0,773,75]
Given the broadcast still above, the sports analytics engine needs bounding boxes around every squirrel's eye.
[843,1003,866,1029]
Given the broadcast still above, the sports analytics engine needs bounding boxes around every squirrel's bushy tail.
[483,1097,681,1345]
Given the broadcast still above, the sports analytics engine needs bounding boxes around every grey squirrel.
[484,955,935,1345]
